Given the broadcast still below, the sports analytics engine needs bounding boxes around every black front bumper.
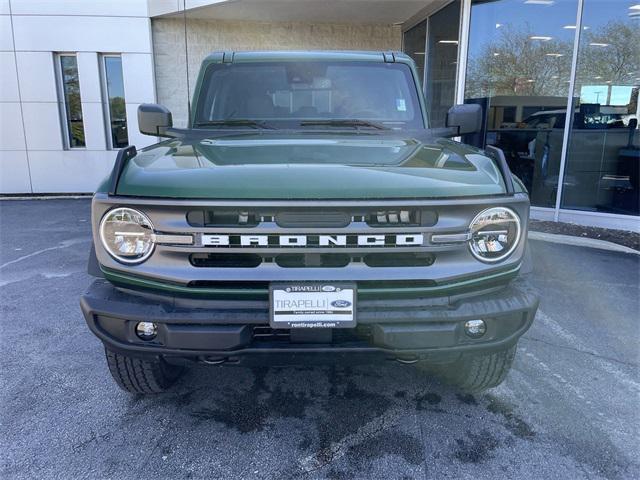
[80,277,539,362]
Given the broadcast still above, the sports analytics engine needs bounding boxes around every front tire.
[105,348,183,394]
[435,344,517,392]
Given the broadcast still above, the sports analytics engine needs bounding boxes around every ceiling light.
[594,76,602,79]
[530,36,553,41]
[552,75,559,79]
[525,0,555,4]
[546,53,564,57]
[438,40,459,44]
[589,42,609,47]
[526,79,535,82]
[493,52,501,56]
[413,52,425,55]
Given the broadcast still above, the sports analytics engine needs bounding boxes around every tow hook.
[202,356,227,365]
[395,357,419,364]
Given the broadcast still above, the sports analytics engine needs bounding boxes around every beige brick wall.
[152,18,402,126]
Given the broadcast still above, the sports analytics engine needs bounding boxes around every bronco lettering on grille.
[200,234,424,247]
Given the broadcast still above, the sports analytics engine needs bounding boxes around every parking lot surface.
[1,199,638,479]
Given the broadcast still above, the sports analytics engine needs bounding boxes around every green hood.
[111,132,509,199]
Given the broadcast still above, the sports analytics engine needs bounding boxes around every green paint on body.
[108,133,515,199]
[102,265,521,300]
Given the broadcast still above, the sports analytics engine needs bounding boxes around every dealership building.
[1,0,638,230]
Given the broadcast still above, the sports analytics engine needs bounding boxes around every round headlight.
[99,207,155,264]
[468,207,521,263]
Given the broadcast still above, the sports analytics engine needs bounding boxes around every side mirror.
[138,103,173,137]
[446,104,482,135]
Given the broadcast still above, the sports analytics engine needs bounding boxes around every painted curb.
[528,231,639,255]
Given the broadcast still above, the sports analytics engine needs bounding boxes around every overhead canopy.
[149,0,441,25]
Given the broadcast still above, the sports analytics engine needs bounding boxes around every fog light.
[136,322,158,341]
[464,319,486,338]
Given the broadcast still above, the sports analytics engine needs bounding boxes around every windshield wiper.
[195,119,277,129]
[299,119,390,130]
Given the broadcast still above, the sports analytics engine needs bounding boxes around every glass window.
[103,56,128,148]
[464,0,579,207]
[561,0,640,216]
[58,55,85,148]
[425,0,461,127]
[194,61,424,129]
[403,19,428,90]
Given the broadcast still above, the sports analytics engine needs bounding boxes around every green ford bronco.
[81,51,539,394]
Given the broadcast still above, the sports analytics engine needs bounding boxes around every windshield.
[194,61,425,129]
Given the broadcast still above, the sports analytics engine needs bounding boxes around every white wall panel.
[0,15,13,51]
[21,102,63,150]
[28,150,115,193]
[12,16,152,53]
[81,102,107,150]
[122,53,155,104]
[9,0,148,17]
[15,51,57,102]
[0,150,31,193]
[125,102,156,149]
[0,102,26,150]
[3,4,158,194]
[76,52,102,103]
[148,0,180,18]
[0,51,20,102]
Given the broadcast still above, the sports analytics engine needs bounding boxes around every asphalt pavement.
[1,198,638,479]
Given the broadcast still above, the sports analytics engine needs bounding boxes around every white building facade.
[1,0,638,231]
[1,0,156,194]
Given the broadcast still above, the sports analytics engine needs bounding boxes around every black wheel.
[104,348,183,394]
[433,344,517,393]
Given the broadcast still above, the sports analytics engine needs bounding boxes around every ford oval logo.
[331,300,352,308]
[322,286,336,292]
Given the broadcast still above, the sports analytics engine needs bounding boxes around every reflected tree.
[466,21,640,105]
[466,24,573,98]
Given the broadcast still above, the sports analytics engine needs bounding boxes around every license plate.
[269,283,356,329]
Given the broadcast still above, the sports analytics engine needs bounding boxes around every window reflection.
[103,56,128,149]
[561,0,639,215]
[403,19,427,92]
[425,1,461,127]
[59,55,85,148]
[464,0,579,207]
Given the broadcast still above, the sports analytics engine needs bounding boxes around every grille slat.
[275,211,351,228]
[251,325,373,345]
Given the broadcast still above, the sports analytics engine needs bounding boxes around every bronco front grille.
[153,205,456,269]
[94,194,529,286]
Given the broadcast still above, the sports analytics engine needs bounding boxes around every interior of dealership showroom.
[2,0,638,231]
